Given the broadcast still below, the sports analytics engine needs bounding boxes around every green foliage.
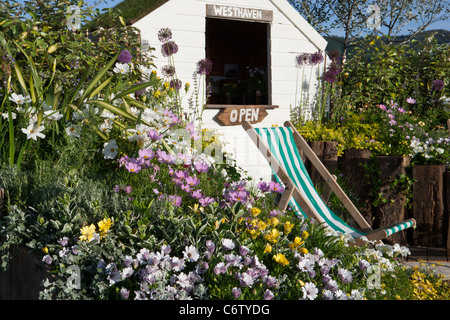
[343,35,449,124]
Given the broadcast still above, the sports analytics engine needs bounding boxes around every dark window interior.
[206,18,270,105]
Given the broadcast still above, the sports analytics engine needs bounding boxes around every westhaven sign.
[206,4,273,22]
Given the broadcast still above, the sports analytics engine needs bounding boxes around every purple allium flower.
[432,79,444,91]
[170,78,182,90]
[328,49,341,62]
[118,49,132,64]
[323,70,336,84]
[161,40,178,57]
[158,28,173,42]
[295,53,311,67]
[161,65,176,78]
[196,58,213,75]
[310,51,324,65]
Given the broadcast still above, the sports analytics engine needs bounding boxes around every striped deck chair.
[243,120,416,245]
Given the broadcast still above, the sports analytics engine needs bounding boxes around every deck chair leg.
[321,174,336,203]
[278,181,294,211]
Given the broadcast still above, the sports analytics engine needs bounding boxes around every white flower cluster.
[8,93,63,141]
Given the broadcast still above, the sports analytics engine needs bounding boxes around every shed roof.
[111,0,169,25]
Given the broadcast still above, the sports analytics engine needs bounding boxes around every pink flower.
[398,108,405,113]
[191,189,203,199]
[199,197,215,207]
[125,158,141,173]
[406,97,416,104]
[268,181,284,193]
[138,148,155,160]
[186,176,200,187]
[148,129,162,140]
[194,161,209,173]
[379,104,387,111]
[168,195,182,207]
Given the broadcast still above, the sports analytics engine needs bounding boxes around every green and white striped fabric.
[254,126,414,239]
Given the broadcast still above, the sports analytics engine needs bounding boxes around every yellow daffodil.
[273,253,289,266]
[79,224,96,242]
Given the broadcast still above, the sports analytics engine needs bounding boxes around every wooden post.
[411,165,446,247]
[445,170,450,256]
[340,148,372,224]
[373,156,411,245]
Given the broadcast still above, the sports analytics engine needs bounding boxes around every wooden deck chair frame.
[243,120,416,245]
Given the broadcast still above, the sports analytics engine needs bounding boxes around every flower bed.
[1,2,450,301]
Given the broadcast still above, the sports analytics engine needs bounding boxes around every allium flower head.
[310,51,324,65]
[161,40,178,57]
[158,28,173,42]
[161,65,176,77]
[432,79,444,91]
[295,53,311,67]
[118,49,132,64]
[196,58,213,75]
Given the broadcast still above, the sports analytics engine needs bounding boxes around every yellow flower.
[42,246,49,254]
[266,217,279,227]
[298,247,309,255]
[264,228,280,243]
[263,243,272,253]
[273,253,289,266]
[302,231,310,239]
[258,220,267,231]
[98,218,112,234]
[246,228,260,240]
[289,236,304,250]
[251,207,261,217]
[154,90,161,98]
[79,224,96,242]
[284,221,294,234]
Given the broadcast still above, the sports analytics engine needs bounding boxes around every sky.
[11,0,450,35]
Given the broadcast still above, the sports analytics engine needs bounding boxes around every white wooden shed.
[122,0,328,182]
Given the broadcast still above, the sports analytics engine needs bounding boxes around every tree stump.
[340,149,372,224]
[411,165,446,247]
[372,156,411,245]
[0,246,48,300]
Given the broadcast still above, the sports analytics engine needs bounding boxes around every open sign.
[208,105,278,126]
